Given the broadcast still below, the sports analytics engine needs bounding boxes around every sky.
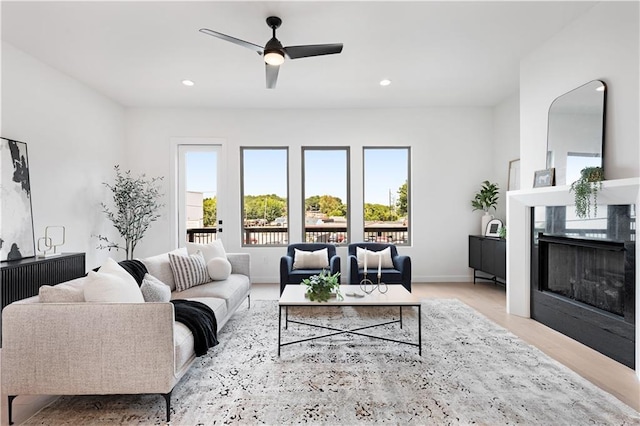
[185,151,217,198]
[186,148,409,205]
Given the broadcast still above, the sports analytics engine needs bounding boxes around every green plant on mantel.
[471,180,499,212]
[570,166,604,219]
[302,270,341,302]
[96,165,164,260]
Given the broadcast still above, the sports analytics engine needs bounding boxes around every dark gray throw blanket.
[171,299,218,356]
[106,260,219,356]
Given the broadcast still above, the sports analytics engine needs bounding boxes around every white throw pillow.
[186,240,226,263]
[83,258,144,303]
[292,248,329,270]
[140,273,171,302]
[169,250,210,292]
[356,247,394,269]
[207,257,232,281]
[39,283,85,303]
[141,247,188,291]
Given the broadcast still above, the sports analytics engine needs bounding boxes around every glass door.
[177,144,223,246]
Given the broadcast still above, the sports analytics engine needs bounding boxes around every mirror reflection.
[546,80,606,186]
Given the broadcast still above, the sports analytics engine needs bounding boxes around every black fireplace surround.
[531,205,636,368]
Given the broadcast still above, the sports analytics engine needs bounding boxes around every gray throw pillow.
[140,273,172,303]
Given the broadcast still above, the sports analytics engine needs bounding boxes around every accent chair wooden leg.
[162,391,172,422]
[8,395,17,425]
[248,294,251,309]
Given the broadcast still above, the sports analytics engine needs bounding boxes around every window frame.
[301,146,351,245]
[240,146,290,247]
[362,146,411,246]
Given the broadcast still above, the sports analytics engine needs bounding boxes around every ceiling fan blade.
[284,43,343,59]
[199,28,264,54]
[266,63,280,89]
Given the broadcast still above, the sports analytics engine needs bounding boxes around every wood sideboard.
[1,252,86,310]
[468,235,506,285]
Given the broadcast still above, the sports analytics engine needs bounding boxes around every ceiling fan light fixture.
[264,50,285,66]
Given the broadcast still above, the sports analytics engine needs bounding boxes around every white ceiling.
[1,1,597,109]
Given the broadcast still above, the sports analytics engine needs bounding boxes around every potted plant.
[570,166,604,218]
[96,165,164,260]
[302,270,341,302]
[471,180,499,235]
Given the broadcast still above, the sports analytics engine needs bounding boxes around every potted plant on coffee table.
[302,270,342,302]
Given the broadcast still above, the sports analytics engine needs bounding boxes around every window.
[363,147,410,245]
[178,144,221,245]
[302,147,349,244]
[241,147,289,246]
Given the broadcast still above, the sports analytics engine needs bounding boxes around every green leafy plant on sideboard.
[471,180,499,212]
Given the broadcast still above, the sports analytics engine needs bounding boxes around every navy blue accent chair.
[347,242,411,292]
[280,243,341,295]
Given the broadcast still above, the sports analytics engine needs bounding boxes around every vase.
[481,211,493,236]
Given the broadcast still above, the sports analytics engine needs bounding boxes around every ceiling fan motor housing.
[200,15,343,88]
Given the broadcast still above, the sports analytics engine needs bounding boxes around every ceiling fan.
[200,16,343,89]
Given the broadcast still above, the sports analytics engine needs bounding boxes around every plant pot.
[481,211,494,236]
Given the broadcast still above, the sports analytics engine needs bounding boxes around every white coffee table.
[278,284,422,355]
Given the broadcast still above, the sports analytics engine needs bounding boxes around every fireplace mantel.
[506,177,640,376]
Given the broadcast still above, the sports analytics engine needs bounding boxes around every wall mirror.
[546,80,606,186]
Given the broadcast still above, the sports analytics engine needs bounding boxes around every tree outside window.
[363,147,410,245]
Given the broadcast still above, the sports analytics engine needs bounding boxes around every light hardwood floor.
[2,281,638,425]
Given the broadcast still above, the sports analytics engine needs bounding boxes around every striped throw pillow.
[168,250,209,292]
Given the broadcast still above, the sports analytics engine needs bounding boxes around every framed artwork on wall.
[0,138,35,261]
[533,168,556,188]
[507,159,520,191]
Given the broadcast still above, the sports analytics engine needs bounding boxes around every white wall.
[125,107,495,283]
[1,42,127,269]
[520,1,639,189]
[492,93,520,223]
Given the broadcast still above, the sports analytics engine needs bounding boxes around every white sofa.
[1,249,251,424]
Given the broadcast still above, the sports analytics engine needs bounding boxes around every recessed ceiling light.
[182,79,195,87]
[380,79,391,87]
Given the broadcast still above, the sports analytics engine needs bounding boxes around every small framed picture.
[533,168,555,188]
[507,158,520,191]
[485,219,504,238]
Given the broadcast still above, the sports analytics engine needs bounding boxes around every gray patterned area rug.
[24,299,639,425]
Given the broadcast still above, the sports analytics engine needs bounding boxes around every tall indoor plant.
[97,165,164,260]
[471,180,499,235]
[570,166,604,219]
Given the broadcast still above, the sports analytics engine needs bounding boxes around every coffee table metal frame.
[278,285,422,356]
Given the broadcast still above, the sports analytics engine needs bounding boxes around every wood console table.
[1,253,86,309]
[468,235,505,285]
[1,253,86,343]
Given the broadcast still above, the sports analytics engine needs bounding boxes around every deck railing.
[188,225,409,246]
[186,228,218,244]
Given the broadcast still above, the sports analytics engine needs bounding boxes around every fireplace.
[531,205,636,368]
[507,178,640,376]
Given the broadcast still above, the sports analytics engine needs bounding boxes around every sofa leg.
[8,395,16,425]
[162,391,172,422]
[247,294,251,309]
